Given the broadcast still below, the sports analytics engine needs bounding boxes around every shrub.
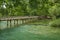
[49,19,60,27]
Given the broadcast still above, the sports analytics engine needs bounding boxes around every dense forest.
[0,0,60,19]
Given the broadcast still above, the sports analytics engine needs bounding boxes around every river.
[0,21,60,40]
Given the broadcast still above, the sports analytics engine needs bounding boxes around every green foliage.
[0,0,60,17]
[49,19,60,27]
[48,4,60,16]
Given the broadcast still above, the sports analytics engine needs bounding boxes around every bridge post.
[7,20,8,28]
[23,19,26,24]
[19,20,21,24]
[0,20,1,29]
[29,18,31,23]
[14,20,15,26]
[21,19,23,24]
[17,20,18,25]
[10,20,11,27]
[19,19,22,24]
[23,19,25,23]
[25,19,27,23]
[24,19,26,24]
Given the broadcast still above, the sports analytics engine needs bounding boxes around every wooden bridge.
[0,16,38,21]
[0,16,39,29]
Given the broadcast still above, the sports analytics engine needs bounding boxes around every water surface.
[0,21,60,40]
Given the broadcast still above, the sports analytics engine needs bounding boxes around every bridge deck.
[0,16,38,21]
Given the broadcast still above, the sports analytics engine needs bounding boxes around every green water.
[0,21,60,40]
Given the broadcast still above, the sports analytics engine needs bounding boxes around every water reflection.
[0,20,22,29]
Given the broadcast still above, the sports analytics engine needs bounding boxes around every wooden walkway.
[0,16,38,21]
[0,16,39,29]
